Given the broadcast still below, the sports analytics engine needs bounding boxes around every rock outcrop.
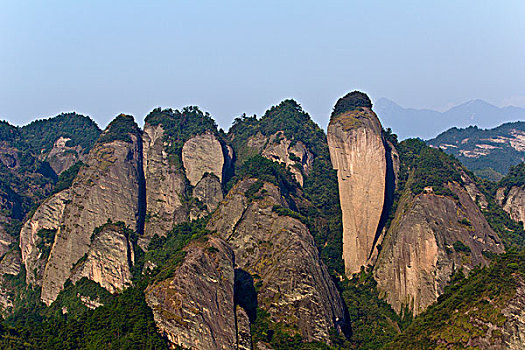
[208,179,346,343]
[0,249,21,313]
[261,131,313,186]
[328,104,388,275]
[19,190,72,286]
[142,123,188,244]
[145,236,238,350]
[21,115,145,305]
[142,124,227,244]
[45,136,87,175]
[374,182,504,315]
[497,186,525,228]
[182,132,225,186]
[70,223,134,294]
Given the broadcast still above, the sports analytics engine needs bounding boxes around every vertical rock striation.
[70,223,135,294]
[497,186,525,229]
[374,181,504,315]
[145,236,238,350]
[208,179,346,343]
[22,114,145,305]
[327,92,389,275]
[142,123,189,244]
[19,190,72,286]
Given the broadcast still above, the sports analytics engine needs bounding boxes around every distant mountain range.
[427,121,525,180]
[375,98,525,140]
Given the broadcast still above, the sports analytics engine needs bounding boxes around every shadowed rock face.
[328,107,388,276]
[497,186,525,229]
[207,179,346,343]
[20,115,145,305]
[145,236,238,350]
[374,182,504,315]
[70,224,134,294]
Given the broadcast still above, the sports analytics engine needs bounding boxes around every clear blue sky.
[1,1,524,131]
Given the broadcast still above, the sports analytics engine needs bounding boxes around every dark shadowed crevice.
[369,139,396,260]
[234,268,257,322]
[136,132,147,237]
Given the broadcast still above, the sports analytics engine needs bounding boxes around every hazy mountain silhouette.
[375,98,525,140]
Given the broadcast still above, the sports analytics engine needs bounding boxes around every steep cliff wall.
[497,186,525,229]
[145,236,238,350]
[70,223,135,294]
[182,132,224,186]
[327,106,388,275]
[142,123,188,244]
[23,115,145,305]
[19,190,72,286]
[207,179,346,343]
[375,181,504,315]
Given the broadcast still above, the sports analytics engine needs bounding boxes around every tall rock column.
[327,91,388,276]
[39,114,144,305]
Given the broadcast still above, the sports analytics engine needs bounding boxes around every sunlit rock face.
[328,105,387,276]
[70,223,135,294]
[208,179,346,343]
[145,236,238,350]
[21,115,144,305]
[261,131,314,186]
[142,123,188,245]
[374,181,504,315]
[497,186,525,229]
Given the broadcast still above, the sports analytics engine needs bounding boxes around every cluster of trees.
[97,114,139,144]
[331,91,372,118]
[20,112,101,154]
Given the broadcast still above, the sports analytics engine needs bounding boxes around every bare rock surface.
[45,136,86,175]
[208,179,346,343]
[35,116,144,305]
[19,190,72,286]
[142,123,188,244]
[70,223,134,294]
[261,132,313,186]
[497,186,525,229]
[192,173,223,214]
[328,107,387,275]
[0,249,21,314]
[145,236,237,350]
[182,132,224,186]
[375,182,504,315]
[236,306,252,350]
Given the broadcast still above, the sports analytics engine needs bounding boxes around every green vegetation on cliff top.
[331,91,372,118]
[145,106,222,168]
[97,114,140,144]
[21,113,101,154]
[228,100,344,275]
